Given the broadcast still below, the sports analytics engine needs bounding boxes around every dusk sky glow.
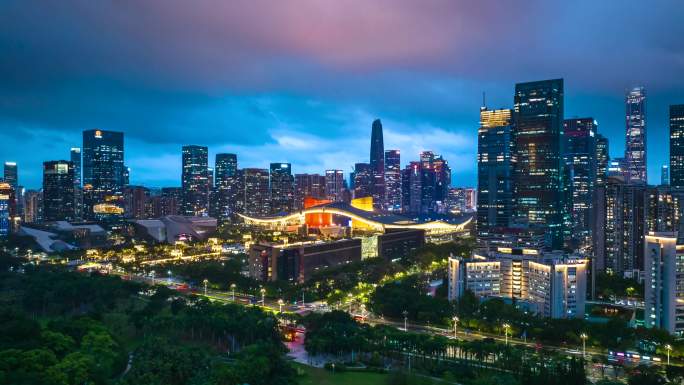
[1,0,683,189]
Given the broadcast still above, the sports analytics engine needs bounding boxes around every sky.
[1,0,683,189]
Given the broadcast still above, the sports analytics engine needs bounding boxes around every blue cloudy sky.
[1,0,683,189]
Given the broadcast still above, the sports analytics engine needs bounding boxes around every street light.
[452,316,459,338]
[402,310,409,331]
[503,323,511,345]
[666,344,672,365]
[167,270,172,284]
[203,279,209,296]
[260,288,266,306]
[230,283,236,301]
[580,333,588,358]
[278,299,284,313]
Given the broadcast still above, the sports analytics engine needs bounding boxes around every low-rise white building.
[448,247,588,319]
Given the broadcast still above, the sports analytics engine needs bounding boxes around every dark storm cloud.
[0,0,683,188]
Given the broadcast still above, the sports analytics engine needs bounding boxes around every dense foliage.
[0,266,295,385]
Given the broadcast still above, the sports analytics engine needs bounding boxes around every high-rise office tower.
[213,153,239,220]
[595,176,646,276]
[595,134,609,187]
[370,119,385,209]
[433,155,451,207]
[513,79,564,249]
[607,157,629,179]
[643,233,683,334]
[242,168,270,217]
[123,166,130,186]
[23,190,41,224]
[0,183,13,236]
[42,160,75,222]
[70,147,83,220]
[325,170,345,202]
[645,186,679,234]
[181,145,209,216]
[160,187,182,216]
[384,150,401,211]
[401,162,422,214]
[269,163,294,214]
[662,165,670,186]
[294,174,326,209]
[3,162,17,191]
[563,118,597,247]
[70,148,81,187]
[353,163,372,200]
[670,104,684,189]
[82,129,124,218]
[625,87,647,184]
[477,107,514,235]
[420,164,436,214]
[123,185,150,219]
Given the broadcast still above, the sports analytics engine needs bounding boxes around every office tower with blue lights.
[3,162,17,191]
[384,150,401,211]
[401,161,422,214]
[82,129,124,218]
[662,166,670,186]
[477,107,514,235]
[370,119,385,209]
[269,163,294,214]
[563,118,597,248]
[213,153,239,220]
[181,145,209,216]
[42,160,75,222]
[625,87,647,184]
[0,182,13,236]
[513,78,564,249]
[670,104,684,189]
[353,163,372,199]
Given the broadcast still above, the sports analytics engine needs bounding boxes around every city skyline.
[1,1,683,189]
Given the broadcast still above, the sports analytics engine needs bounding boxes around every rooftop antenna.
[482,91,486,107]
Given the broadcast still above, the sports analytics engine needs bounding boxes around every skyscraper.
[269,163,294,214]
[670,104,684,189]
[625,87,647,184]
[213,153,239,220]
[384,150,401,211]
[0,183,13,236]
[325,170,345,202]
[402,161,422,214]
[3,162,17,191]
[513,79,564,249]
[294,173,326,209]
[70,148,81,187]
[42,160,75,222]
[181,145,209,216]
[662,165,670,186]
[477,107,514,235]
[370,119,385,209]
[242,168,270,217]
[353,163,372,199]
[595,134,609,187]
[82,129,124,218]
[23,190,41,224]
[563,118,597,247]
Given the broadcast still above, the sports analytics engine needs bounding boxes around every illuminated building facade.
[353,162,372,199]
[670,104,684,189]
[448,247,588,319]
[23,190,41,224]
[625,87,647,184]
[513,79,564,249]
[82,129,124,219]
[3,162,17,192]
[213,153,239,220]
[181,145,209,216]
[123,185,150,219]
[645,186,679,234]
[384,150,401,211]
[402,161,422,214]
[294,173,326,209]
[643,233,684,335]
[269,163,294,214]
[42,160,75,222]
[370,119,386,210]
[662,165,670,186]
[325,169,345,202]
[563,118,597,248]
[477,107,514,235]
[242,168,270,217]
[595,134,609,187]
[0,183,13,236]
